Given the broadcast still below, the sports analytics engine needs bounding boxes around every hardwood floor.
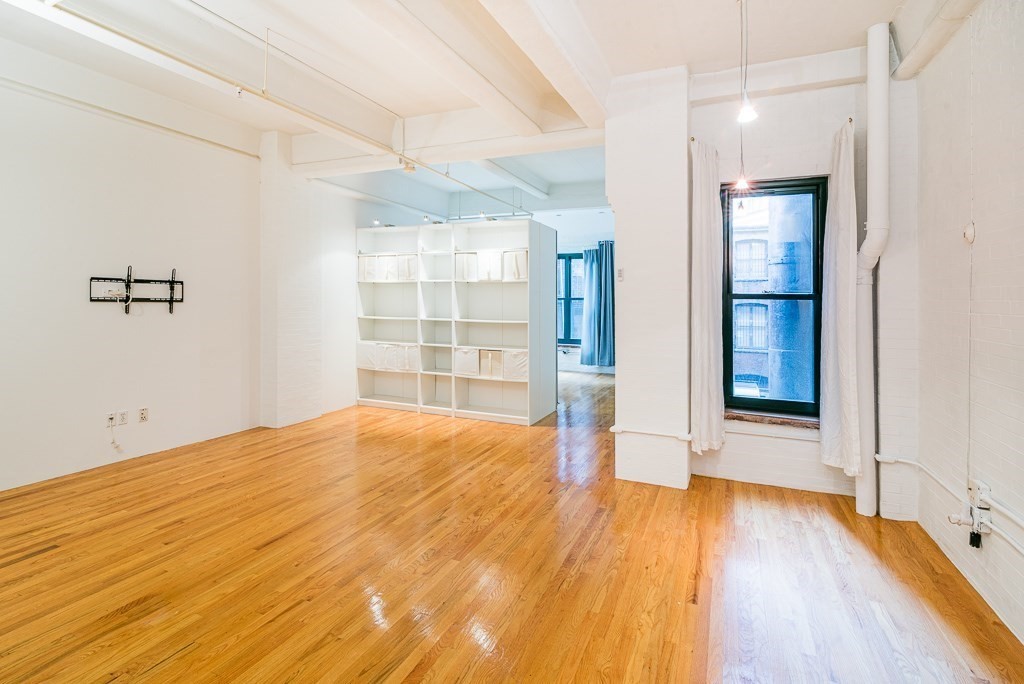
[1,371,1022,682]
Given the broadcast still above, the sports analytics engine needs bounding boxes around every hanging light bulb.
[735,176,749,191]
[737,94,758,123]
[402,158,416,173]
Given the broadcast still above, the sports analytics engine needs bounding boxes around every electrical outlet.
[138,407,149,423]
[969,479,992,508]
[105,412,115,428]
[117,411,129,425]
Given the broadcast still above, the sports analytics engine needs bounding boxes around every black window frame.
[557,253,583,345]
[722,176,826,417]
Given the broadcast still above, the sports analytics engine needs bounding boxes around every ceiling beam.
[475,159,549,199]
[689,47,866,106]
[478,0,609,128]
[317,172,450,221]
[293,126,603,179]
[350,0,542,137]
[448,180,607,218]
[0,0,397,155]
[293,155,402,179]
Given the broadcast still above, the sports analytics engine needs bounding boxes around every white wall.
[0,80,260,491]
[319,185,425,413]
[688,79,866,496]
[606,66,691,488]
[533,208,614,254]
[259,135,429,424]
[914,0,1024,641]
[260,132,322,428]
[0,42,425,491]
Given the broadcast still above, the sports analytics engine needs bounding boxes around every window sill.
[725,410,819,430]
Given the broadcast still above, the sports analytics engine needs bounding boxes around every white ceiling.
[533,208,614,250]
[57,0,482,118]
[0,0,910,217]
[496,147,606,185]
[575,0,904,75]
[383,162,516,194]
[0,3,308,133]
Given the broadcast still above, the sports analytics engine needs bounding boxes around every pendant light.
[734,0,754,190]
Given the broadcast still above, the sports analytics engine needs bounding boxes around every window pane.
[570,258,585,298]
[570,299,584,341]
[557,258,566,298]
[557,303,565,342]
[731,299,815,403]
[731,193,814,294]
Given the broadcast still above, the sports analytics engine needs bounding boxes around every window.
[734,239,768,280]
[557,254,584,345]
[722,177,826,416]
[734,302,768,350]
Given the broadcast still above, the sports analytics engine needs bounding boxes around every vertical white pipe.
[855,22,891,516]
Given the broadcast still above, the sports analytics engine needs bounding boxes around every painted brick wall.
[916,0,1024,641]
[260,132,323,428]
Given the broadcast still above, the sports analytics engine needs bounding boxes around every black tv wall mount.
[90,265,184,314]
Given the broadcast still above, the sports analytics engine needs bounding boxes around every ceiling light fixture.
[736,0,757,124]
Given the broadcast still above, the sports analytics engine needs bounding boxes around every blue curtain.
[580,241,615,366]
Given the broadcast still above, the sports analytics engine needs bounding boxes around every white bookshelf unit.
[355,219,556,425]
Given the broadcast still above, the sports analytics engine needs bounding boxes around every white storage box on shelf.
[353,219,556,424]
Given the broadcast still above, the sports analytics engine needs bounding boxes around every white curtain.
[689,139,725,454]
[820,120,861,475]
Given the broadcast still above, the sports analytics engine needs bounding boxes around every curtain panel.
[820,120,861,475]
[689,139,726,454]
[580,241,615,366]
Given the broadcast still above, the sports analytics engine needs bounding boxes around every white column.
[260,131,324,428]
[605,66,692,488]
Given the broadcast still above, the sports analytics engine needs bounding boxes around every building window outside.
[734,302,768,350]
[735,239,768,280]
[722,177,826,416]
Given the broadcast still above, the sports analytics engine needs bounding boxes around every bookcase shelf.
[354,220,555,424]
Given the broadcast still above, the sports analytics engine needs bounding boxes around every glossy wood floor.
[2,372,1023,682]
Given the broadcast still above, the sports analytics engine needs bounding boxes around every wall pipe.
[609,425,692,442]
[876,453,1024,559]
[855,23,891,517]
[892,0,984,80]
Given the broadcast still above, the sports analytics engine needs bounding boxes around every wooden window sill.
[725,410,819,430]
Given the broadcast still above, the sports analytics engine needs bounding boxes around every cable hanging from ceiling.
[734,0,757,190]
